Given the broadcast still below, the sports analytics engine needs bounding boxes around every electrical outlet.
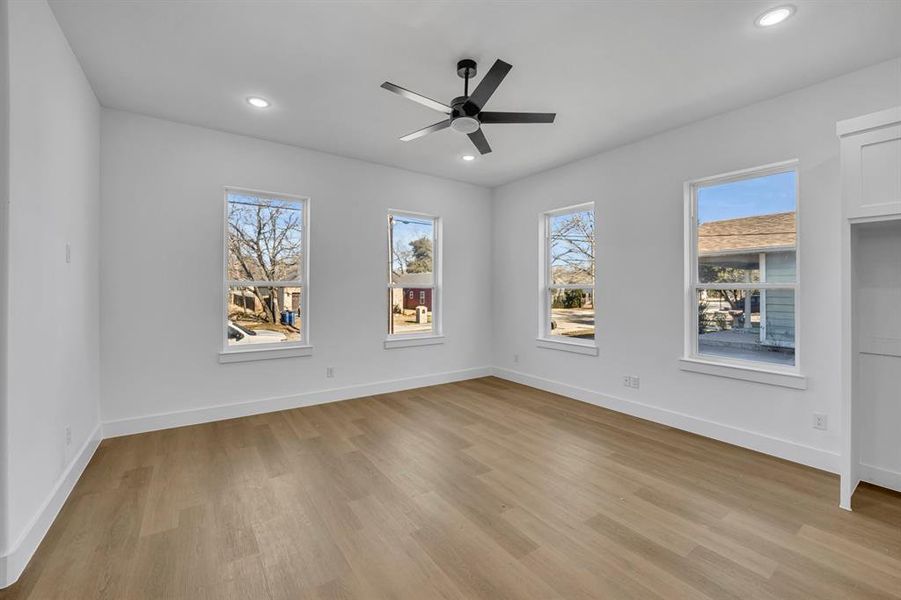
[326,367,334,378]
[624,375,640,389]
[513,354,519,363]
[65,425,72,446]
[813,413,828,431]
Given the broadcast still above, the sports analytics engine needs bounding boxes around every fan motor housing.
[449,96,480,133]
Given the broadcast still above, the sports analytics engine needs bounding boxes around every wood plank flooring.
[2,377,900,599]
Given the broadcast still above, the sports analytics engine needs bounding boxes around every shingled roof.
[391,272,433,287]
[698,212,796,256]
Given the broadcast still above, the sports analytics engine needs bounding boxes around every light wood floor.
[3,377,900,599]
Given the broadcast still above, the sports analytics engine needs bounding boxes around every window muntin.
[224,189,308,349]
[388,212,439,337]
[543,205,596,342]
[689,166,798,368]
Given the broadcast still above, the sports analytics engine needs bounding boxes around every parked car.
[227,321,287,345]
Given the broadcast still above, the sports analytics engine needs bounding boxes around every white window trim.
[536,337,599,356]
[220,186,312,361]
[537,202,598,353]
[385,210,443,348]
[681,160,807,387]
[219,344,314,363]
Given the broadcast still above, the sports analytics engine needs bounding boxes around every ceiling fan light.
[450,116,480,135]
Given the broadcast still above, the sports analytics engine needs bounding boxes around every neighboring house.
[391,272,433,311]
[229,287,301,317]
[698,211,796,348]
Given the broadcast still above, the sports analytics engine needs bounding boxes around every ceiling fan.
[380,58,556,155]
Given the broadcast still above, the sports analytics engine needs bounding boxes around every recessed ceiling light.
[462,155,476,162]
[755,5,795,27]
[246,96,271,109]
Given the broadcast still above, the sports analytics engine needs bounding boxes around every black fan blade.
[479,111,556,124]
[467,128,492,154]
[400,119,450,142]
[463,59,512,115]
[381,82,451,114]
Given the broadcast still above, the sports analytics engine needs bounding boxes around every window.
[223,188,309,353]
[540,204,596,347]
[388,211,440,338]
[687,163,799,369]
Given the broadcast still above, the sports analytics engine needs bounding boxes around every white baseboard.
[1,423,102,588]
[491,367,839,474]
[102,367,492,438]
[859,463,901,494]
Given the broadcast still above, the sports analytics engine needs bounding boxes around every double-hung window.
[223,188,309,357]
[387,211,441,341]
[686,162,799,371]
[540,203,596,351]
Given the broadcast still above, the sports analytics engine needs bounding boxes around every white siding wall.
[764,250,796,346]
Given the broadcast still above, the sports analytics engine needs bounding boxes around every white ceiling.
[49,1,901,187]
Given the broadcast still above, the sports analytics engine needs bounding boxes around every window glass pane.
[389,288,433,335]
[697,288,794,366]
[227,285,302,346]
[228,192,303,282]
[549,288,595,340]
[549,209,595,285]
[697,171,796,284]
[390,214,434,286]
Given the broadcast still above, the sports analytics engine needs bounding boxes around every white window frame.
[537,202,598,356]
[219,186,312,363]
[680,160,807,389]
[385,210,443,349]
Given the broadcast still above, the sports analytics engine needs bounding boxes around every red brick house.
[391,272,433,311]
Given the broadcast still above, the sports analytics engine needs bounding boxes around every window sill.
[536,337,599,356]
[219,345,314,363]
[384,335,445,350]
[678,357,807,390]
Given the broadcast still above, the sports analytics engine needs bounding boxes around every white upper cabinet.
[838,107,901,220]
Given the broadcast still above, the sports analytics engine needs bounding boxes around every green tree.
[562,289,584,308]
[405,236,433,273]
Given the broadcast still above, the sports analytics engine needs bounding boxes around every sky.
[697,171,796,224]
[227,192,303,234]
[391,215,434,273]
[392,215,433,248]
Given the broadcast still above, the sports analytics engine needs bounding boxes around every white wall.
[0,0,10,578]
[491,58,901,471]
[99,110,492,432]
[3,0,101,584]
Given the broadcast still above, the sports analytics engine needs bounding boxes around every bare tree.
[228,198,301,323]
[550,212,594,283]
[392,239,413,278]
